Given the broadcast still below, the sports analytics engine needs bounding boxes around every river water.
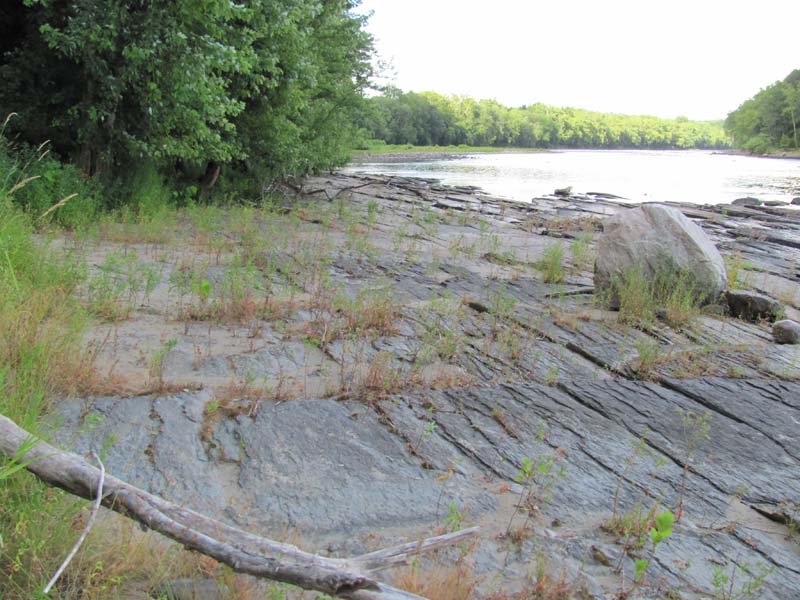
[344,149,800,206]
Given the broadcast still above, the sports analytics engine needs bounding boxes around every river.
[344,149,800,206]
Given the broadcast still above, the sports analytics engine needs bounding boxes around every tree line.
[357,89,730,150]
[725,69,800,153]
[0,0,372,194]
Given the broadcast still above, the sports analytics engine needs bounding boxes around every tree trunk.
[0,415,478,599]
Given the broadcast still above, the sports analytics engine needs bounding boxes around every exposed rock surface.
[52,173,800,599]
[773,319,800,344]
[594,203,727,308]
[727,290,784,322]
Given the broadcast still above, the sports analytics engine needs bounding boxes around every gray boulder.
[792,197,800,206]
[773,319,800,344]
[594,204,727,308]
[726,290,783,322]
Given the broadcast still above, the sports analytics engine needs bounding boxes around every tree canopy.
[0,0,373,187]
[725,69,800,153]
[357,89,730,150]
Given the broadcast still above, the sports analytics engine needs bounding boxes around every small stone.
[792,197,800,206]
[554,186,572,197]
[732,197,762,206]
[701,303,727,316]
[726,290,784,322]
[773,320,800,344]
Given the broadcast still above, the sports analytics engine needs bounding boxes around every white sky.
[357,0,800,120]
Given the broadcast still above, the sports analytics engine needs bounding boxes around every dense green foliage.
[0,1,372,190]
[725,69,800,153]
[358,89,730,150]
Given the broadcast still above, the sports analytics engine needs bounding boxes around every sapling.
[632,509,674,586]
[505,447,567,538]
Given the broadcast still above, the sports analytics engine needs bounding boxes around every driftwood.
[0,415,479,599]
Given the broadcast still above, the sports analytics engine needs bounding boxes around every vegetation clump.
[610,264,706,330]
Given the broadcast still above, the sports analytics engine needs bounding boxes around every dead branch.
[0,415,478,599]
[44,451,105,593]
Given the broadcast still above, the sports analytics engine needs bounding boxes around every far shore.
[353,144,800,163]
[349,144,547,163]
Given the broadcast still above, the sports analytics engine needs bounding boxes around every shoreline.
[712,148,800,160]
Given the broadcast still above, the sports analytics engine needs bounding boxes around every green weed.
[570,232,593,272]
[712,561,774,600]
[536,242,566,284]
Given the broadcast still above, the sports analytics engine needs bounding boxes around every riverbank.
[42,173,800,598]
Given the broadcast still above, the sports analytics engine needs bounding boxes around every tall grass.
[0,136,268,598]
[610,263,706,330]
[0,138,96,595]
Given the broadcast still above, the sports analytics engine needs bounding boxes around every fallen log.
[0,414,479,599]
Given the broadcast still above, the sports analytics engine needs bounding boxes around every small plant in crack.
[536,242,566,284]
[488,285,517,336]
[609,429,652,526]
[711,560,774,600]
[675,408,711,523]
[412,409,437,455]
[443,501,467,533]
[505,445,567,541]
[631,509,674,587]
[148,338,177,393]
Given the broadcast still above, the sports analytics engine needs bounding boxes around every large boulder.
[595,204,727,308]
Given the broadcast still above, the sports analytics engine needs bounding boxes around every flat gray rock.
[55,376,800,599]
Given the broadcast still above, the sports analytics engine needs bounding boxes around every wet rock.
[594,204,727,308]
[732,197,762,206]
[773,319,800,344]
[726,290,784,322]
[764,200,788,206]
[792,197,800,205]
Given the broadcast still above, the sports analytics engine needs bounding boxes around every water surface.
[345,149,800,205]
